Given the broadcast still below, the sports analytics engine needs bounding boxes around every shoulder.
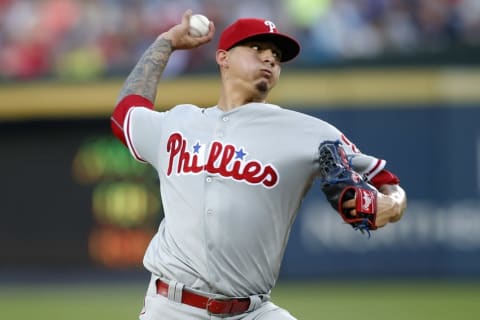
[258,103,333,126]
[167,104,207,120]
[129,104,203,122]
[165,103,203,114]
[171,103,203,110]
[257,103,314,118]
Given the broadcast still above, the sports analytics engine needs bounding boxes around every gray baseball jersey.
[124,102,384,297]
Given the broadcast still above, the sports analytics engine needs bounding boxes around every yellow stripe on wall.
[273,68,480,107]
[1,67,479,120]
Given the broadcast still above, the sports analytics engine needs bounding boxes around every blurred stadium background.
[1,0,480,319]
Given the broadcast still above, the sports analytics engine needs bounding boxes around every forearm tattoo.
[117,38,173,103]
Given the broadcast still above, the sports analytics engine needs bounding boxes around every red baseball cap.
[218,18,300,62]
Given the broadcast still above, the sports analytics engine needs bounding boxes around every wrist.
[385,186,407,222]
[376,184,407,223]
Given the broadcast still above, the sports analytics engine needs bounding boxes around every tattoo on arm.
[117,38,173,104]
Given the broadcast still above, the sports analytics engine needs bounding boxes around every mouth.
[260,69,272,79]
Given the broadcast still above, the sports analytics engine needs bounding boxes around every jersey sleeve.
[310,119,386,182]
[111,95,154,146]
[369,169,400,188]
[349,153,386,181]
[337,134,401,187]
[335,134,387,182]
[124,106,165,166]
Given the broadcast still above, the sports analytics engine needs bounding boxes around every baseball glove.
[317,140,378,234]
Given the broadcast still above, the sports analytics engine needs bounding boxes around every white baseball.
[189,14,210,37]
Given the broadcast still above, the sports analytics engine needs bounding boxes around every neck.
[217,81,268,112]
[217,95,265,112]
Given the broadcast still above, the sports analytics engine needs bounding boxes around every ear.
[216,49,228,68]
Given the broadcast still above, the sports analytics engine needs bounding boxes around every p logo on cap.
[264,21,276,33]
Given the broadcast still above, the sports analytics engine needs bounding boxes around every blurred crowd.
[1,0,480,81]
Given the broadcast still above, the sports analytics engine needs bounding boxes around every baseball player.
[110,10,407,320]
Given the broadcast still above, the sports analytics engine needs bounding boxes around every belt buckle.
[206,297,234,316]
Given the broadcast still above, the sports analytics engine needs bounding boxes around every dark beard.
[255,80,268,94]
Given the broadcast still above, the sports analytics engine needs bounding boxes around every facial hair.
[255,80,268,94]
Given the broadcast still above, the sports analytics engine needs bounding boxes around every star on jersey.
[194,141,246,160]
[193,142,202,153]
[235,148,247,160]
[166,132,279,188]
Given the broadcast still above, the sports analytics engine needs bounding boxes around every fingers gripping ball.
[317,140,378,234]
[189,14,210,37]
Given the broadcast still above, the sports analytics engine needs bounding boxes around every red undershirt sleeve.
[369,169,400,189]
[110,94,154,146]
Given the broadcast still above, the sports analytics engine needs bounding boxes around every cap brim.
[232,33,300,62]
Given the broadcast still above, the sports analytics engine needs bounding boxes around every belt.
[155,279,251,315]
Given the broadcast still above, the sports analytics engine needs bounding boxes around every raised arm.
[111,10,215,145]
[117,9,215,103]
[116,37,173,103]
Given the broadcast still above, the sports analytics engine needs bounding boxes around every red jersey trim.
[364,159,386,181]
[110,94,154,146]
[124,108,147,163]
[369,169,400,188]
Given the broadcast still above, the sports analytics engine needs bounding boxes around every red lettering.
[166,133,279,188]
[189,153,204,173]
[242,162,263,183]
[177,144,204,174]
[231,160,243,180]
[177,143,189,174]
[205,142,223,174]
[166,133,182,175]
[218,145,236,177]
[259,166,279,188]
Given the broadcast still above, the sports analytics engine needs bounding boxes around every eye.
[270,49,282,61]
[248,43,282,61]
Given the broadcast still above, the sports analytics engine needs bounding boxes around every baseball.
[189,14,210,37]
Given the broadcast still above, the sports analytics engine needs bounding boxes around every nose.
[261,49,276,66]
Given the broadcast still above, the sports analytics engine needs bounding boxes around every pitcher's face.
[223,41,282,95]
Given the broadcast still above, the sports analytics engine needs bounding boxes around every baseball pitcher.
[110,10,407,320]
